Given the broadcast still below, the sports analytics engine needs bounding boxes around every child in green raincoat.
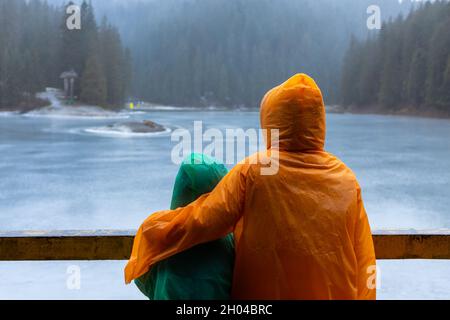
[134,153,235,300]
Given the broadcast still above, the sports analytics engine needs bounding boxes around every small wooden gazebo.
[60,70,78,100]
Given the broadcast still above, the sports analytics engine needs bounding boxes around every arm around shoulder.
[125,164,247,283]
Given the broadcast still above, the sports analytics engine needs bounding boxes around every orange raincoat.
[125,74,376,300]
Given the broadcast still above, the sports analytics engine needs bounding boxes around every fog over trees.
[3,0,445,111]
[0,0,131,109]
[341,1,450,115]
[94,0,414,107]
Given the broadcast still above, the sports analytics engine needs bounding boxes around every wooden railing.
[0,229,449,261]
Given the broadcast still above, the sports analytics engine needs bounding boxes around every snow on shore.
[25,88,128,119]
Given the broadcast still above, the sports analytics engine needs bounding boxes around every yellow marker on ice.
[129,102,134,110]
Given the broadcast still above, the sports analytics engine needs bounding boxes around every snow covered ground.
[0,260,449,300]
[29,88,128,119]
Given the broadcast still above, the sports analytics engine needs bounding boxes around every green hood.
[135,153,234,300]
[170,153,229,210]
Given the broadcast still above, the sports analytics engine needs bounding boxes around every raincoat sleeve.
[354,184,377,300]
[125,165,247,284]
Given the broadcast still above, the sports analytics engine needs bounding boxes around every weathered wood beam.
[0,230,135,261]
[0,229,449,261]
[373,229,450,259]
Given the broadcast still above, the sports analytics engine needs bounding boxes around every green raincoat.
[134,153,235,300]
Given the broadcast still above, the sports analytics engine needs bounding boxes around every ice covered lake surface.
[1,108,450,299]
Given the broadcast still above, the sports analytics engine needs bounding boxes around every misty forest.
[341,1,450,116]
[0,0,449,115]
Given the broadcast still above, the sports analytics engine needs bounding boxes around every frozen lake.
[1,109,450,299]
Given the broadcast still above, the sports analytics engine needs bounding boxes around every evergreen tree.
[340,1,450,115]
[425,17,450,109]
[58,0,129,107]
[80,53,106,106]
[0,0,130,109]
[340,37,362,107]
[439,55,450,108]
[59,1,85,77]
[406,49,427,106]
[99,18,129,107]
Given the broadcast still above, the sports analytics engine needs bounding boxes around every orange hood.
[260,73,326,152]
